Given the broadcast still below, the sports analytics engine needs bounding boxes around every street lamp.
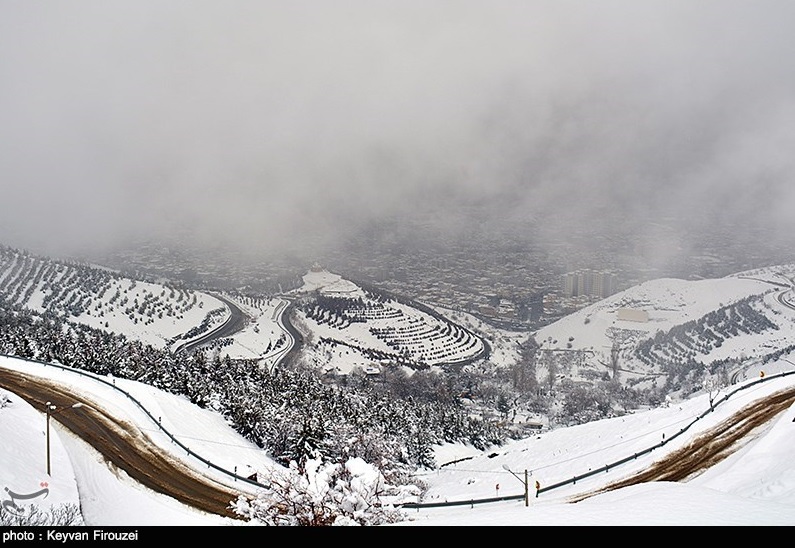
[45,401,83,476]
[502,464,529,507]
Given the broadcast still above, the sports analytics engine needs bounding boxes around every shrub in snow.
[0,503,83,526]
[232,457,406,526]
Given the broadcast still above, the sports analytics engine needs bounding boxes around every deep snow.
[1,354,794,527]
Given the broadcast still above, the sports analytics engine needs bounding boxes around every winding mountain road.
[0,367,249,521]
[176,293,248,354]
[2,362,793,521]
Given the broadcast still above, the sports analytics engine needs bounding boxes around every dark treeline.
[633,293,784,394]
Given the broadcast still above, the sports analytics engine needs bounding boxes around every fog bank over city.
[2,1,795,271]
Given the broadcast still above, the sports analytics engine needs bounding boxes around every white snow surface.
[3,265,795,526]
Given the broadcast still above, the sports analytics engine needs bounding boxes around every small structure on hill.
[616,308,649,323]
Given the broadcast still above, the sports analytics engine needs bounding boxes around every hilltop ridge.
[533,264,795,401]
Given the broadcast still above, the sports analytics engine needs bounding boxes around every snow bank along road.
[0,366,248,520]
[572,385,795,502]
[2,363,795,521]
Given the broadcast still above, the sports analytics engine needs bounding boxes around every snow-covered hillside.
[3,354,794,526]
[0,247,496,379]
[288,268,487,374]
[0,246,234,349]
[534,264,795,393]
[7,240,795,411]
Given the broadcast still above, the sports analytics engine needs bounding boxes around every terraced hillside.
[291,269,488,372]
[0,245,227,349]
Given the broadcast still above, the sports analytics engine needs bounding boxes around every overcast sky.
[2,1,795,263]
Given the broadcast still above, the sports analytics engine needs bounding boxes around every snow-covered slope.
[289,269,487,374]
[7,241,795,404]
[0,246,231,349]
[207,294,292,366]
[534,264,795,391]
[0,244,304,368]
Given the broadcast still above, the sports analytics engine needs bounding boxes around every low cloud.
[1,1,794,268]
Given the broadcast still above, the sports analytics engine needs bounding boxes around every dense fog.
[2,1,794,268]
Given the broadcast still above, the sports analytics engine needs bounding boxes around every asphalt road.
[179,293,248,354]
[572,385,795,501]
[0,367,249,521]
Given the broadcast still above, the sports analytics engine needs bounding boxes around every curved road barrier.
[0,354,268,491]
[401,368,795,510]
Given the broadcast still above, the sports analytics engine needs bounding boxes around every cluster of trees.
[635,296,779,386]
[0,245,199,325]
[555,379,648,426]
[231,457,408,526]
[299,286,487,369]
[0,502,83,527]
[176,306,226,342]
[301,295,364,329]
[316,336,421,369]
[0,296,508,487]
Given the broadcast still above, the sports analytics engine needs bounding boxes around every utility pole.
[502,465,530,507]
[45,401,84,476]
